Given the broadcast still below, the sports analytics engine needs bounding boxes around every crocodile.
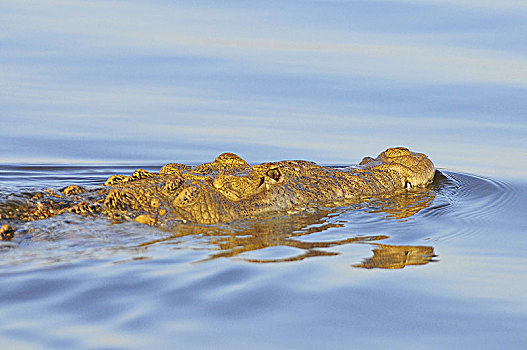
[0,147,434,238]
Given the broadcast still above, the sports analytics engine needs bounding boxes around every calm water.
[1,166,526,349]
[2,0,527,349]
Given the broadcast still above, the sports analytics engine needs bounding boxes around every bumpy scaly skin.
[0,147,435,227]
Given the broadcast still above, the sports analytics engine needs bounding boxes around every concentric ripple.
[420,170,518,241]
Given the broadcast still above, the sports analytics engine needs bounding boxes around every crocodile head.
[101,147,434,226]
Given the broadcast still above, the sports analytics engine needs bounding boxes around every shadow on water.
[1,168,509,270]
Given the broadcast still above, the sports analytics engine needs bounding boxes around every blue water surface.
[1,1,527,349]
[2,0,526,177]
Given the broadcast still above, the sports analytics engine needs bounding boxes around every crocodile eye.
[266,168,281,181]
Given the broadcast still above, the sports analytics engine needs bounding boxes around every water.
[1,1,527,349]
[1,167,526,349]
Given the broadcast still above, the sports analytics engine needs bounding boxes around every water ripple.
[422,170,518,241]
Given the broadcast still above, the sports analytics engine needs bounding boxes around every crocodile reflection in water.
[354,244,436,269]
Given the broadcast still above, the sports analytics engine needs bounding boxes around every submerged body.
[0,147,434,230]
